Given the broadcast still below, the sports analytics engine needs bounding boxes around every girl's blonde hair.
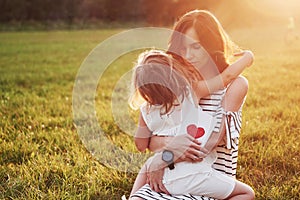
[129,49,201,114]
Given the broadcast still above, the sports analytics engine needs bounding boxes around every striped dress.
[131,89,244,200]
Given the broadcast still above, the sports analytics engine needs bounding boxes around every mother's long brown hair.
[168,10,238,73]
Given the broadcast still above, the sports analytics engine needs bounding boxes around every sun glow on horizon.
[246,0,300,19]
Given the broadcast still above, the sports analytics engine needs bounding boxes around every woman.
[131,10,251,199]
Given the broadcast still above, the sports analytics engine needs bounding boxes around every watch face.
[162,150,174,162]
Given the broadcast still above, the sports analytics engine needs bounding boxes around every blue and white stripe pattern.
[131,89,245,199]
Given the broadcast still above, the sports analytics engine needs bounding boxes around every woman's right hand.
[146,134,208,194]
[172,134,208,162]
[150,134,208,162]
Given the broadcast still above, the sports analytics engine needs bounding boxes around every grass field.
[0,26,299,200]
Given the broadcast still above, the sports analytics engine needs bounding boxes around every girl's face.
[181,27,210,71]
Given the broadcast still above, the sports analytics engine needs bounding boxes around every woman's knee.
[243,183,255,200]
[228,180,255,200]
[129,197,144,200]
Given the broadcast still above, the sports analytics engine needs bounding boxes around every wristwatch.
[162,150,175,170]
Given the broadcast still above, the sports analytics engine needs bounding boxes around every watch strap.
[168,162,175,170]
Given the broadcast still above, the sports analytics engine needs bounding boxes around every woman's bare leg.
[226,180,255,200]
[129,164,147,199]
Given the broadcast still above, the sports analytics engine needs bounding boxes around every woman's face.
[181,27,210,70]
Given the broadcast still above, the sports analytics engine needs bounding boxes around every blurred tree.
[0,0,288,27]
[170,0,208,23]
[105,0,144,22]
[78,0,107,20]
[141,0,216,26]
[0,0,82,22]
[63,0,82,23]
[141,0,174,26]
[0,0,28,21]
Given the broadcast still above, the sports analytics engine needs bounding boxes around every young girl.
[128,49,254,199]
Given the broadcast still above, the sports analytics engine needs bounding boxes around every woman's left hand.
[146,155,170,194]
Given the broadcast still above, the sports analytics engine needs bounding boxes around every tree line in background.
[1,0,297,28]
[0,0,261,26]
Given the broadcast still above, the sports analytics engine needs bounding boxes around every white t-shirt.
[140,91,216,147]
[140,91,218,181]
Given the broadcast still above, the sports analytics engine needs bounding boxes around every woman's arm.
[204,76,249,151]
[193,50,253,100]
[148,136,172,152]
[204,118,226,152]
[144,135,206,193]
[144,76,249,195]
[222,76,249,112]
[149,134,207,162]
[136,113,205,161]
[134,112,152,152]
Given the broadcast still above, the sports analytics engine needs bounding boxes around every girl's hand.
[234,50,254,67]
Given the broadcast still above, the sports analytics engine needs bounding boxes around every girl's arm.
[193,50,253,100]
[134,112,152,152]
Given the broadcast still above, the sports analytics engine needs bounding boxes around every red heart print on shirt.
[197,127,205,138]
[187,124,205,139]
